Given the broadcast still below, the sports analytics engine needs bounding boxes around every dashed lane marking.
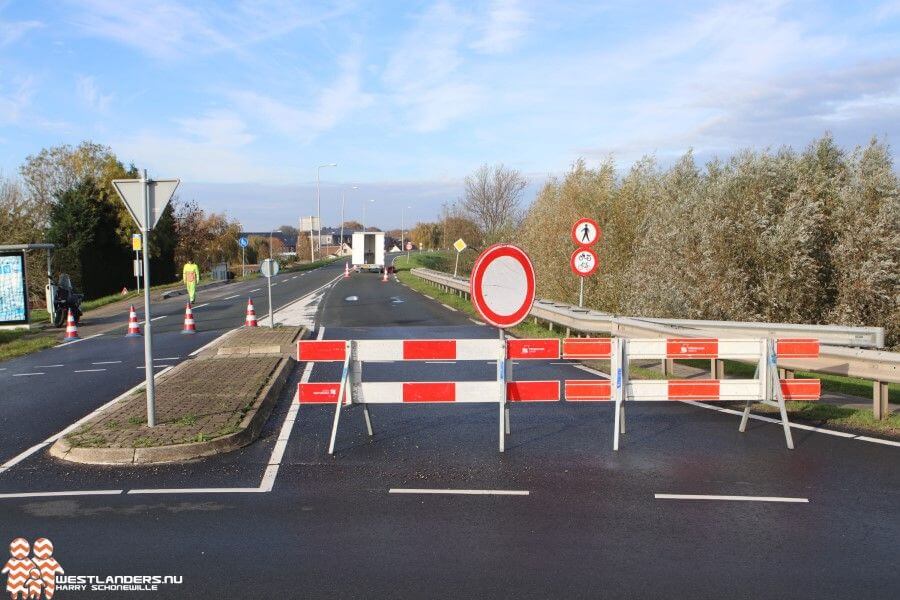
[389,489,530,496]
[224,294,240,300]
[75,369,106,373]
[250,288,261,292]
[655,494,808,503]
[12,373,44,377]
[0,490,123,499]
[35,365,64,368]
[92,361,121,365]
[153,357,180,361]
[440,303,458,312]
[192,302,209,309]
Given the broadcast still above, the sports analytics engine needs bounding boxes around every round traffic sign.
[406,241,413,251]
[238,236,248,248]
[470,244,535,328]
[570,247,599,277]
[572,218,600,246]
[261,258,280,278]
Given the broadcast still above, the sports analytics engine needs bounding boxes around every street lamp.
[362,198,375,231]
[340,185,359,257]
[316,163,337,260]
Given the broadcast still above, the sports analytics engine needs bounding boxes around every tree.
[278,224,298,237]
[463,163,527,242]
[341,220,364,231]
[46,178,132,298]
[410,222,441,249]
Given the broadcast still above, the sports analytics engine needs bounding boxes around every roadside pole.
[268,270,274,328]
[112,172,179,429]
[579,277,584,308]
[140,169,157,427]
[261,258,279,328]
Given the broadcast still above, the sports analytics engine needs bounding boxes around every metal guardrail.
[410,267,898,417]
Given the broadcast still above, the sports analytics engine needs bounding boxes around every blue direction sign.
[239,237,249,248]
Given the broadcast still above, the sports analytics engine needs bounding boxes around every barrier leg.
[612,338,625,451]
[504,405,511,435]
[739,354,761,433]
[613,400,622,451]
[327,346,351,455]
[362,404,374,437]
[770,350,795,450]
[619,402,625,434]
[504,357,512,435]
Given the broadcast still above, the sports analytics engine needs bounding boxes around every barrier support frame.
[327,341,352,455]
[738,338,794,449]
[613,338,626,451]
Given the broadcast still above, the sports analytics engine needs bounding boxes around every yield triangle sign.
[112,178,180,230]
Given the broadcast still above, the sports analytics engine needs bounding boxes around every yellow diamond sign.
[453,238,467,253]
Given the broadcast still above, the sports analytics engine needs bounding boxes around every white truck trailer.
[351,232,385,272]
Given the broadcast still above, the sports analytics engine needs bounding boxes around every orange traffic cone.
[382,268,388,282]
[125,305,142,337]
[64,309,79,340]
[181,302,196,334]
[245,298,258,327]
[120,286,128,295]
[344,263,350,278]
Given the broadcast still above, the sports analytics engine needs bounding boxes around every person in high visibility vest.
[182,259,200,303]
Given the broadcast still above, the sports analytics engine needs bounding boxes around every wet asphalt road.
[0,266,898,598]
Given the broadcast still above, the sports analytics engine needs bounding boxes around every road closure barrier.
[297,336,820,454]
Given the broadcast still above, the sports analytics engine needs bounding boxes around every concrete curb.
[48,336,299,465]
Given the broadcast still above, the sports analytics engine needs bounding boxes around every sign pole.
[242,246,245,277]
[140,169,157,427]
[454,251,460,278]
[579,277,584,307]
[497,327,506,453]
[268,269,274,328]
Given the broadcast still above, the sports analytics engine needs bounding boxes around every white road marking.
[74,369,106,373]
[35,364,64,368]
[425,361,456,364]
[469,318,485,325]
[92,361,121,365]
[291,276,298,279]
[135,365,167,369]
[683,401,900,446]
[389,489,530,496]
[655,494,808,503]
[151,315,167,321]
[13,372,44,377]
[0,490,123,499]
[259,326,325,492]
[0,367,173,475]
[572,364,610,377]
[127,487,266,495]
[250,288,261,292]
[153,357,180,361]
[440,303,458,312]
[192,302,209,309]
[224,294,240,300]
[56,333,103,347]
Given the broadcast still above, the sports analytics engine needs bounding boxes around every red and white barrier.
[296,336,821,454]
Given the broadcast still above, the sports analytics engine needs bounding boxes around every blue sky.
[1,0,898,230]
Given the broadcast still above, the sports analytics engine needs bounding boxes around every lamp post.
[340,185,358,257]
[316,163,337,260]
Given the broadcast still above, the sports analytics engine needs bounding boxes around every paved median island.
[49,327,302,464]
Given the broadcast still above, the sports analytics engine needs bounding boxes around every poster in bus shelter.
[0,251,29,325]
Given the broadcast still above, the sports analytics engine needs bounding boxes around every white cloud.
[76,75,113,112]
[384,1,484,132]
[229,53,372,141]
[112,109,271,182]
[471,0,529,54]
[0,75,35,125]
[64,0,351,60]
[0,17,41,46]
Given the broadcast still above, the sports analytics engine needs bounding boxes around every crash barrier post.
[297,337,820,454]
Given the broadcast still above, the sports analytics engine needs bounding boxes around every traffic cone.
[245,298,258,327]
[120,286,128,295]
[344,263,350,278]
[64,309,79,340]
[382,268,388,282]
[181,302,196,334]
[125,305,142,337]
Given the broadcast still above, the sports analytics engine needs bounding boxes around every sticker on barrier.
[296,336,821,455]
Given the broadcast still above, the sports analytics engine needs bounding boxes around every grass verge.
[0,329,58,361]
